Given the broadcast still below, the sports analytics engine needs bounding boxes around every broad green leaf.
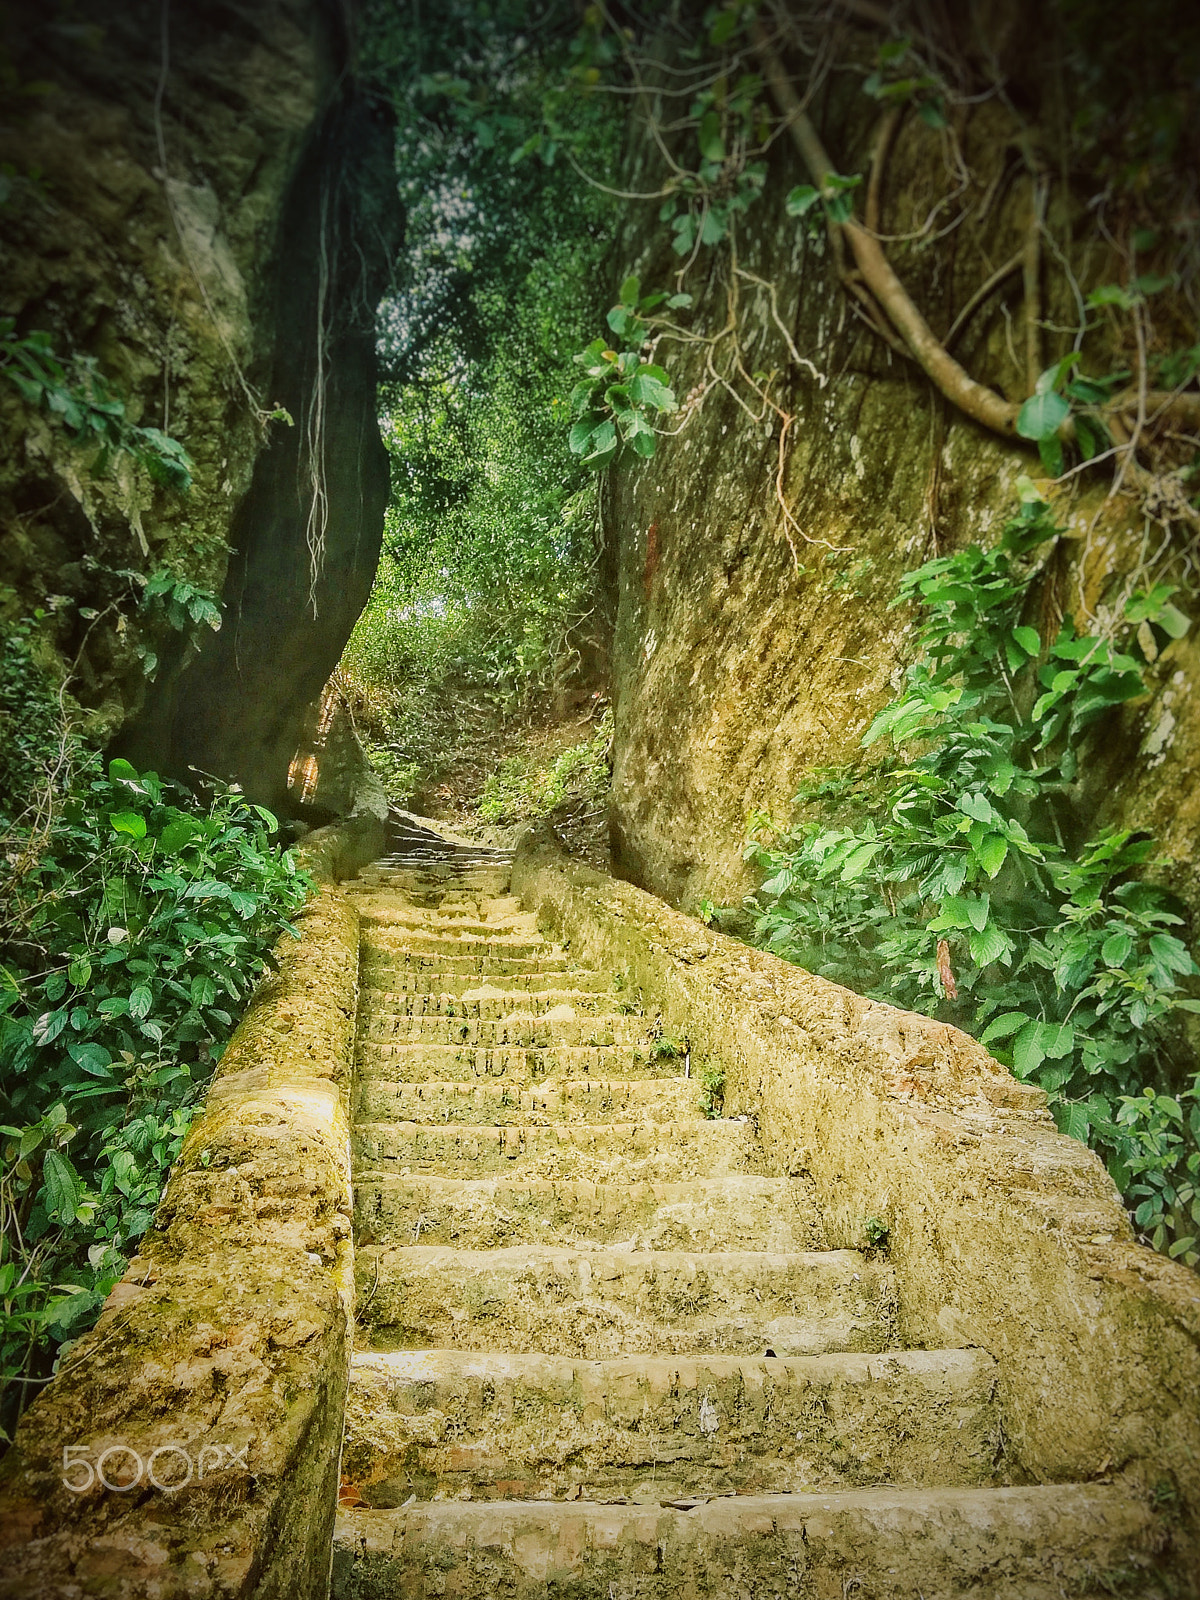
[110,809,147,839]
[968,921,1011,967]
[839,840,882,881]
[1013,1021,1046,1078]
[67,1043,113,1078]
[1040,1022,1075,1060]
[42,1149,80,1221]
[629,370,678,411]
[158,817,198,854]
[1011,626,1040,656]
[128,984,154,1020]
[786,184,820,217]
[975,833,1008,878]
[698,110,725,163]
[1056,1103,1091,1142]
[619,274,641,308]
[108,757,145,790]
[1016,389,1069,442]
[980,1011,1031,1045]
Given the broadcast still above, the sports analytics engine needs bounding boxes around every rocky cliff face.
[0,0,400,809]
[603,16,1200,917]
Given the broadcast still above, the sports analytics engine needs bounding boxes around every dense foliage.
[0,626,308,1440]
[339,2,620,787]
[744,488,1200,1263]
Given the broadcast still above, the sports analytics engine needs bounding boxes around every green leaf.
[128,983,154,1020]
[840,840,882,881]
[974,833,1008,878]
[68,1043,113,1079]
[980,1011,1030,1045]
[1056,1103,1091,1142]
[1101,931,1133,967]
[619,274,641,308]
[1011,626,1040,657]
[969,921,1011,967]
[698,110,725,163]
[108,757,145,790]
[628,370,677,411]
[1037,434,1064,477]
[1016,389,1070,442]
[41,1149,81,1221]
[1013,1021,1047,1078]
[786,184,820,218]
[110,809,147,839]
[158,817,198,854]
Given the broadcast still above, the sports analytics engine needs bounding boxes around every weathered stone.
[332,1486,1165,1599]
[513,834,1200,1583]
[343,1345,1000,1503]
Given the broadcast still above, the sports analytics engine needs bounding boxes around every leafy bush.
[744,486,1200,1263]
[0,753,308,1438]
[478,712,612,825]
[1,319,192,491]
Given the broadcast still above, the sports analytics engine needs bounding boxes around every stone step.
[356,1043,685,1084]
[360,1012,648,1048]
[360,968,614,997]
[362,911,542,940]
[363,931,555,960]
[353,1175,827,1251]
[331,1486,1162,1600]
[356,1077,699,1128]
[353,1118,754,1181]
[361,951,579,979]
[355,1244,895,1357]
[342,1346,1000,1506]
[362,988,634,1021]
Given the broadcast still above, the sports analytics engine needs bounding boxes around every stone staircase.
[331,857,1162,1598]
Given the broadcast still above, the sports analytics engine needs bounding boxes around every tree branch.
[752,16,1021,439]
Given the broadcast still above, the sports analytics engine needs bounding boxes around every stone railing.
[0,819,379,1600]
[513,830,1200,1583]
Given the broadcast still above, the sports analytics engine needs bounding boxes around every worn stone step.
[361,1011,647,1048]
[353,1174,827,1251]
[356,1077,699,1128]
[353,1118,754,1181]
[363,931,554,959]
[360,968,613,997]
[331,1486,1163,1600]
[356,1043,687,1084]
[362,988,633,1021]
[342,1346,1000,1506]
[362,910,542,940]
[361,951,578,979]
[355,1244,895,1357]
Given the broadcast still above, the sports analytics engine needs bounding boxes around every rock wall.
[0,0,400,809]
[602,14,1200,916]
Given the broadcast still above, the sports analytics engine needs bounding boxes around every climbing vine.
[534,0,1200,561]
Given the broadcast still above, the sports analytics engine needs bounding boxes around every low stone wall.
[513,831,1200,1581]
[0,838,366,1598]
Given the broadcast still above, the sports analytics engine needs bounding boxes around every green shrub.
[744,485,1200,1263]
[0,753,309,1438]
[478,712,611,825]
